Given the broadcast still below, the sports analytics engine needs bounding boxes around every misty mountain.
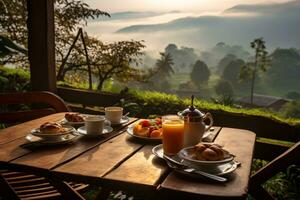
[94,11,181,21]
[117,1,300,49]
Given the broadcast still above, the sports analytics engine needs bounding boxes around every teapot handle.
[203,113,213,132]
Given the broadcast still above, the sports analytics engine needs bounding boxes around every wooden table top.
[0,113,256,199]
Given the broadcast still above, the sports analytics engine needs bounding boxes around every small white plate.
[126,124,162,141]
[26,133,80,145]
[77,126,113,137]
[152,144,237,176]
[60,114,94,126]
[108,116,130,125]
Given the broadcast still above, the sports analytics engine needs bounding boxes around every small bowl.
[178,146,234,169]
[31,126,76,141]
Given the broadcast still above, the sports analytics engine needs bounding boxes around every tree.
[148,52,174,91]
[286,91,300,100]
[0,0,109,67]
[280,101,300,118]
[222,59,245,86]
[1,0,150,91]
[190,60,210,86]
[216,54,237,74]
[0,36,27,63]
[266,48,300,92]
[239,38,271,104]
[215,79,234,97]
[155,52,175,77]
[164,44,197,73]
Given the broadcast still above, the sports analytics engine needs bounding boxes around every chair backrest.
[0,91,70,124]
[249,140,300,199]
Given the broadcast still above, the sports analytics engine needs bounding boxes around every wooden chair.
[249,140,300,199]
[0,162,87,200]
[0,91,88,199]
[0,91,70,124]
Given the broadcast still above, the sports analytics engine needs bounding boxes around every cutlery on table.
[163,155,228,182]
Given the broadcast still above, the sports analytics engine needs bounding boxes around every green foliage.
[155,52,174,77]
[122,88,300,125]
[239,38,271,104]
[190,60,210,86]
[250,160,300,199]
[0,35,27,62]
[222,59,245,86]
[286,91,300,100]
[266,48,300,94]
[216,54,237,74]
[164,43,197,73]
[213,79,235,106]
[280,101,300,118]
[214,79,234,98]
[0,0,109,67]
[0,66,30,91]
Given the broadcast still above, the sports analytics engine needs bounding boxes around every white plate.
[77,126,113,137]
[126,124,162,141]
[127,124,211,142]
[26,133,80,145]
[31,126,76,141]
[178,146,234,167]
[152,144,237,176]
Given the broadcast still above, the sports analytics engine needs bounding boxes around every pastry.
[193,143,228,161]
[65,113,85,122]
[39,122,64,134]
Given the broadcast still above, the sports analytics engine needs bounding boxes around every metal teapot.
[178,95,213,147]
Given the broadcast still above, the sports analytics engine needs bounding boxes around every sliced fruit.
[140,120,151,127]
[135,127,150,137]
[150,129,162,138]
[133,124,142,135]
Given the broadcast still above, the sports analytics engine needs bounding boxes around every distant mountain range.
[116,1,300,49]
[94,10,181,21]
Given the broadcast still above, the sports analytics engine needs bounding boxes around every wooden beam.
[27,0,56,92]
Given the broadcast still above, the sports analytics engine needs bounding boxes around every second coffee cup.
[105,107,123,124]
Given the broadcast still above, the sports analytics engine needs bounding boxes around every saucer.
[25,133,80,145]
[77,126,113,137]
[152,144,238,176]
[108,116,130,125]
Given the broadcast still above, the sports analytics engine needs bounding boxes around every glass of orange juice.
[162,115,184,156]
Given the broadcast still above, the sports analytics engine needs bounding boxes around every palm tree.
[240,38,271,104]
[156,52,174,77]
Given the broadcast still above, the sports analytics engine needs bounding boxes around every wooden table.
[0,113,256,199]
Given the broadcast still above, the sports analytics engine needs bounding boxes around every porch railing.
[57,87,300,161]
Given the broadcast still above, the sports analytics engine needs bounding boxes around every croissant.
[65,113,85,122]
[40,122,64,134]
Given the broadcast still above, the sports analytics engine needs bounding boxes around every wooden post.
[27,0,56,92]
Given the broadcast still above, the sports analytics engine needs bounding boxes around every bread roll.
[193,143,227,161]
[40,122,64,134]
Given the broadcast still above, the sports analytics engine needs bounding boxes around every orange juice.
[162,115,184,155]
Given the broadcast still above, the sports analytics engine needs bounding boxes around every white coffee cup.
[85,116,110,135]
[105,107,123,124]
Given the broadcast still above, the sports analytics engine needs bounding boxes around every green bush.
[123,89,300,125]
[0,66,30,92]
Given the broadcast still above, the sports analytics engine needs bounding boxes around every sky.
[84,0,292,13]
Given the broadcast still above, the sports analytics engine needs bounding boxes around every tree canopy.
[222,59,245,85]
[0,0,150,91]
[190,60,210,85]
